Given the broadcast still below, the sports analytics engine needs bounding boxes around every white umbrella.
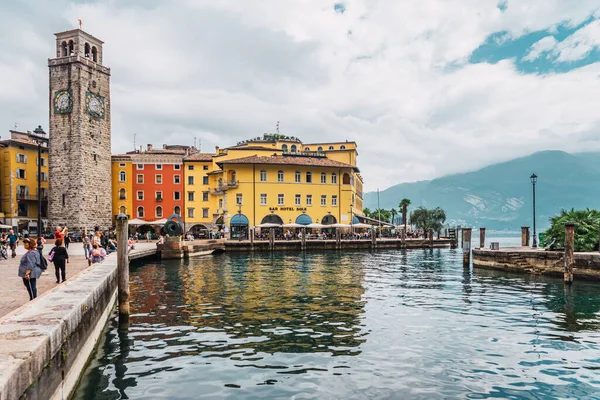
[330,223,351,228]
[148,218,168,225]
[306,223,325,229]
[353,222,373,229]
[282,223,304,228]
[256,223,281,228]
[127,218,147,225]
[0,224,12,229]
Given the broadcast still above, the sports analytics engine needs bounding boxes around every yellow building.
[183,134,363,238]
[111,154,133,219]
[0,128,49,234]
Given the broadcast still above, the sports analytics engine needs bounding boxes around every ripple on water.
[74,249,600,399]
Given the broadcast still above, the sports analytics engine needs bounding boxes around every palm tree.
[363,208,372,218]
[409,206,446,238]
[390,208,397,225]
[399,198,411,230]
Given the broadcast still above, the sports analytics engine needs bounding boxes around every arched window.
[260,170,267,182]
[119,188,126,200]
[304,147,310,151]
[320,172,326,183]
[295,171,301,183]
[282,144,288,152]
[343,173,351,185]
[68,40,74,55]
[137,206,144,218]
[84,43,90,58]
[61,41,68,57]
[174,206,181,215]
[119,206,126,214]
[340,145,346,150]
[331,172,337,184]
[119,171,126,182]
[278,170,284,182]
[290,144,297,153]
[156,206,163,218]
[306,171,312,183]
[317,146,323,153]
[91,46,98,62]
[328,145,334,150]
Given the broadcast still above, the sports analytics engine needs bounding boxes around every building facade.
[48,29,112,231]
[0,129,49,233]
[110,134,364,237]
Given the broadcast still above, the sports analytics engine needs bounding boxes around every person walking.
[63,228,70,249]
[49,238,69,283]
[18,238,42,300]
[7,229,18,258]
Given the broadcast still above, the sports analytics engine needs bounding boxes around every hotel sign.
[269,207,307,212]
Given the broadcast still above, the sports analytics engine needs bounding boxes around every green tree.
[399,198,411,230]
[409,207,447,236]
[390,208,397,225]
[363,208,372,218]
[541,208,600,252]
[373,209,391,223]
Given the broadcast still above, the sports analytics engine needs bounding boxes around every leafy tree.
[390,208,397,225]
[541,208,600,252]
[399,198,411,230]
[373,209,392,223]
[409,207,447,236]
[363,208,372,218]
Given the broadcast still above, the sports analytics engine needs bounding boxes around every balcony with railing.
[17,193,48,202]
[214,180,238,193]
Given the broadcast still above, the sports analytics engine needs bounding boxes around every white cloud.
[522,36,558,61]
[1,0,600,192]
[554,19,600,62]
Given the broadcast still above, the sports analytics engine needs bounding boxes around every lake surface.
[75,246,600,399]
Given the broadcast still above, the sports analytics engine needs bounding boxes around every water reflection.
[75,249,600,399]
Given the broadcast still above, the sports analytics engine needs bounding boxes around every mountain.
[363,151,600,231]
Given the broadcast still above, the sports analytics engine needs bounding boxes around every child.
[90,244,107,264]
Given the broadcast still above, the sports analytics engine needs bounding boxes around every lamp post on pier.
[32,126,48,245]
[530,173,538,248]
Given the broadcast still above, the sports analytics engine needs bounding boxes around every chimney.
[215,146,220,153]
[147,144,153,151]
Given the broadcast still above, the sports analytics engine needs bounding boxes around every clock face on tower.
[53,90,73,114]
[85,92,105,119]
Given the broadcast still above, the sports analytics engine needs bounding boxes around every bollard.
[371,228,377,247]
[116,214,130,323]
[521,226,530,247]
[429,229,434,248]
[462,228,472,268]
[401,228,406,247]
[250,227,254,245]
[564,222,575,284]
[336,228,341,249]
[269,227,275,250]
[479,227,486,249]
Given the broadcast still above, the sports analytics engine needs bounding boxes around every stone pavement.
[0,241,157,319]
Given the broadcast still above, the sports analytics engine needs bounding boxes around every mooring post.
[336,228,341,249]
[564,222,575,284]
[462,228,472,268]
[371,227,376,248]
[479,227,486,249]
[521,226,530,247]
[269,227,275,250]
[401,228,406,247]
[116,213,130,323]
[429,229,434,248]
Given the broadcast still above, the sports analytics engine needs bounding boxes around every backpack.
[38,250,48,270]
[48,248,55,262]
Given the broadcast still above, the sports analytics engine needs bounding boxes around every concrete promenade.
[0,242,157,320]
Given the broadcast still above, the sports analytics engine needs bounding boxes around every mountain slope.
[363,151,600,230]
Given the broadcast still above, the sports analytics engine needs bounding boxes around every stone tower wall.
[48,31,112,232]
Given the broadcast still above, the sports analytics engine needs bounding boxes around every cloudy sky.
[1,1,600,191]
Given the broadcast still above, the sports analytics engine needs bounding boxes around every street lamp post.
[530,173,538,248]
[32,126,48,247]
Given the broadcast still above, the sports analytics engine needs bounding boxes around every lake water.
[74,243,600,399]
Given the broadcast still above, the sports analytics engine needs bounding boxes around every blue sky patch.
[333,2,345,14]
[469,17,600,74]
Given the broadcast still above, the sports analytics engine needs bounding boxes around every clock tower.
[48,29,112,231]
